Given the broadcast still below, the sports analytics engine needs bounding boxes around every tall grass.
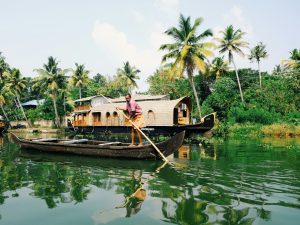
[261,124,300,137]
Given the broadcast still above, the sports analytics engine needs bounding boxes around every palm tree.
[282,49,300,70]
[34,56,69,128]
[210,56,230,79]
[58,83,71,126]
[215,25,249,103]
[3,68,30,126]
[70,63,90,99]
[249,42,268,88]
[159,14,214,119]
[0,91,9,121]
[117,61,140,94]
[0,52,9,80]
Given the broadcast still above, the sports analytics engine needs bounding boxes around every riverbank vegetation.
[0,14,299,137]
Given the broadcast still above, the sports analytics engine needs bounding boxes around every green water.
[0,133,300,225]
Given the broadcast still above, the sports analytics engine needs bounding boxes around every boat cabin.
[71,95,192,127]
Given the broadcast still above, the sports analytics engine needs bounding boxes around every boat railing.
[74,105,90,111]
[92,121,102,126]
[73,120,87,126]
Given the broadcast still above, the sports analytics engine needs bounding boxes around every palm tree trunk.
[189,76,202,119]
[63,92,66,127]
[79,87,82,99]
[16,95,31,127]
[52,92,60,128]
[0,105,9,121]
[232,58,244,103]
[63,93,66,113]
[14,99,20,109]
[258,61,262,88]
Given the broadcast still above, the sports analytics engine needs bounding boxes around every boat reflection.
[1,138,266,225]
[175,143,217,160]
[0,136,3,146]
[114,170,147,217]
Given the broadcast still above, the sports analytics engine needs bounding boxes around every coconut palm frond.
[193,55,206,74]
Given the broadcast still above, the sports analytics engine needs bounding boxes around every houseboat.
[68,95,215,135]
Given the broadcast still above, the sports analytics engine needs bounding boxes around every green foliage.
[27,108,42,124]
[226,68,268,90]
[147,68,192,99]
[194,73,213,103]
[244,76,298,115]
[159,14,214,118]
[249,42,268,63]
[212,120,229,137]
[284,111,300,124]
[1,43,299,132]
[70,63,90,99]
[228,107,279,124]
[282,49,300,69]
[202,77,238,119]
[210,56,230,79]
[0,52,10,78]
[116,61,140,93]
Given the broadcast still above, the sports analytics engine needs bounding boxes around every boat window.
[106,112,111,126]
[148,110,155,125]
[92,112,101,122]
[112,111,119,126]
[173,108,178,125]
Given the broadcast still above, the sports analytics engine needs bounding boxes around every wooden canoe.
[11,131,185,160]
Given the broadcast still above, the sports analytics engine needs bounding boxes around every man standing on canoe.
[117,94,145,146]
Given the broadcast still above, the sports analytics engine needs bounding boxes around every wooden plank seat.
[98,142,121,146]
[60,139,89,144]
[32,138,58,142]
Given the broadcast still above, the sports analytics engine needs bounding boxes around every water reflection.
[0,134,300,225]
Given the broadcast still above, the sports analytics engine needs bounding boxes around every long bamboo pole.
[101,95,169,163]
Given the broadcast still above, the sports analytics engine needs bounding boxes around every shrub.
[201,77,238,119]
[228,106,279,124]
[284,111,300,124]
[212,120,229,137]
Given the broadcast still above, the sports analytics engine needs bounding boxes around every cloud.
[223,5,254,38]
[154,0,179,17]
[132,10,144,24]
[149,22,173,49]
[212,5,253,67]
[91,22,137,62]
[91,21,172,91]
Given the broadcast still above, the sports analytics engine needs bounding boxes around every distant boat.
[68,94,215,135]
[11,131,185,160]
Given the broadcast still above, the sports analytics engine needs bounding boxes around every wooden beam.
[60,139,89,144]
[98,142,121,146]
[32,138,58,142]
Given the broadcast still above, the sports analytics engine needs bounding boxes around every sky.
[0,0,299,91]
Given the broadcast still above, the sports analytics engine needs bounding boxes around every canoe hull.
[11,131,185,160]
